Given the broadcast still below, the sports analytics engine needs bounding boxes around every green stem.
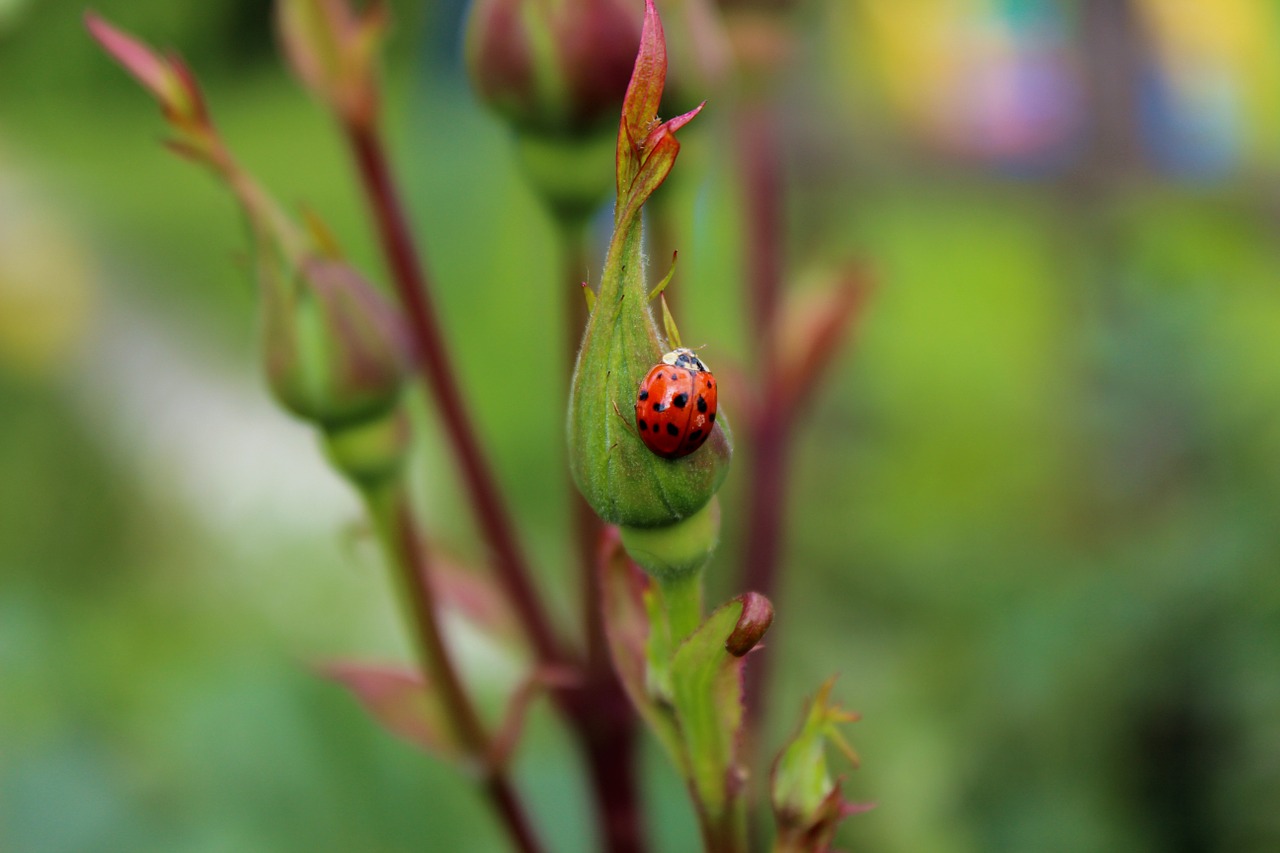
[658,569,704,647]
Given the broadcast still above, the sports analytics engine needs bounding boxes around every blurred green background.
[2,0,1279,851]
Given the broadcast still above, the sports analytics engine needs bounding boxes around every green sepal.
[620,498,718,581]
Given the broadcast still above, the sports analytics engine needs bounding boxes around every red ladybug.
[634,348,717,459]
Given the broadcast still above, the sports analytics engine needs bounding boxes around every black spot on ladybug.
[689,429,703,441]
[653,402,665,413]
[709,412,716,423]
[696,396,707,413]
[638,420,648,431]
[638,389,649,401]
[673,393,688,408]
[666,423,680,436]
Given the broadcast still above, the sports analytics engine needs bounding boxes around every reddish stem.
[344,121,564,668]
[379,486,546,853]
[735,98,791,724]
[346,121,645,853]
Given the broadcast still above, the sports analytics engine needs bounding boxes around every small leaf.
[771,678,869,851]
[85,11,208,130]
[725,591,773,657]
[669,594,772,844]
[648,251,678,302]
[320,661,461,760]
[660,294,682,350]
[618,106,703,224]
[427,547,524,647]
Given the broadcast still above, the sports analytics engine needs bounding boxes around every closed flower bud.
[465,0,641,138]
[262,255,409,430]
[568,0,730,533]
[465,0,643,221]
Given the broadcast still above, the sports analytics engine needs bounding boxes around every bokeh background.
[3,0,1279,850]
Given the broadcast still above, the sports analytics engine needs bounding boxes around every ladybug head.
[661,347,707,372]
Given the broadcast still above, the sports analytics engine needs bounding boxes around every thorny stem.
[735,98,790,725]
[560,222,646,853]
[365,482,546,853]
[343,121,564,668]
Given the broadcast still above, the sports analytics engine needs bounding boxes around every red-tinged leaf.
[320,661,461,760]
[427,549,524,646]
[617,0,667,193]
[85,12,208,130]
[641,101,704,151]
[85,12,174,105]
[669,594,772,847]
[779,268,872,413]
[619,128,679,223]
[725,591,773,657]
[598,528,685,764]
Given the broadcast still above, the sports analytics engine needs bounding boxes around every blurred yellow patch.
[0,163,95,378]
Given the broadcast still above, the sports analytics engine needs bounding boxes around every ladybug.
[634,347,717,459]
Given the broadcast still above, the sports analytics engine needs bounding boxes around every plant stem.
[364,481,546,853]
[734,97,792,726]
[343,121,564,668]
[347,122,647,852]
[659,570,705,646]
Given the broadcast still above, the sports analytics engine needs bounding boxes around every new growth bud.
[276,0,388,129]
[89,12,410,482]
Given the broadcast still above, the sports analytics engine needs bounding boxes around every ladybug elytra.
[634,348,717,459]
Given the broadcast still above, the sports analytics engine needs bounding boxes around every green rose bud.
[262,255,409,430]
[568,0,730,537]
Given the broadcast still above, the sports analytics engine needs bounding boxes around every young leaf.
[85,11,208,131]
[320,661,462,760]
[668,593,773,847]
[771,678,871,852]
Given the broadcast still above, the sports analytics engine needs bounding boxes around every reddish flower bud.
[276,0,388,129]
[465,0,642,138]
